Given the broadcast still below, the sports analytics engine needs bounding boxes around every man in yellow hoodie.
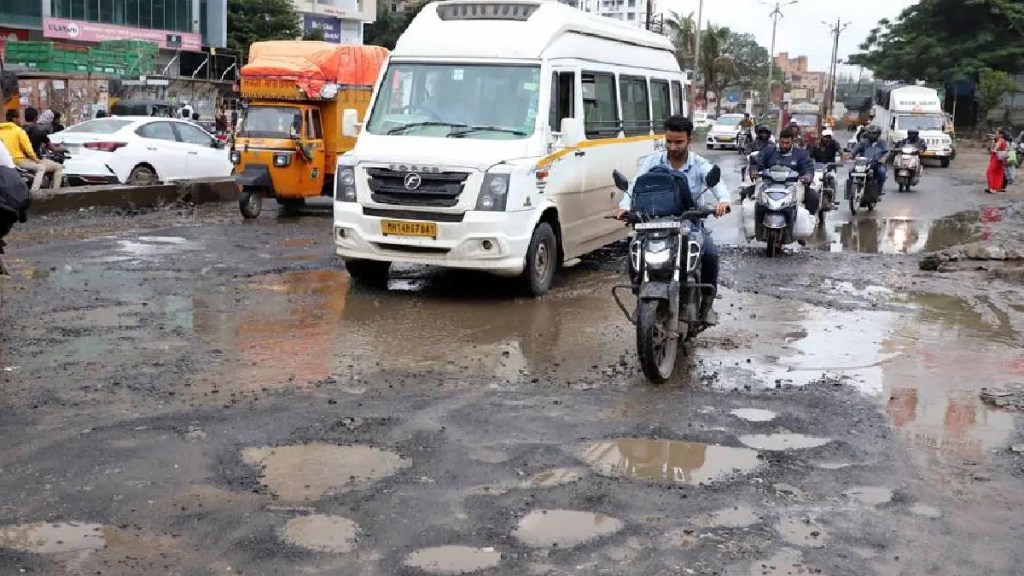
[0,109,62,191]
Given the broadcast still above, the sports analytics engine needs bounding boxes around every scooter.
[740,165,814,257]
[610,165,726,384]
[893,145,922,192]
[846,156,882,214]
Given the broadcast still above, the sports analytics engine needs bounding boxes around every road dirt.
[1,148,1022,575]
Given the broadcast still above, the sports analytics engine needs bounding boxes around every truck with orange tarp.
[232,41,388,218]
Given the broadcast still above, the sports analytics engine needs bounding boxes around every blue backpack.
[629,165,694,218]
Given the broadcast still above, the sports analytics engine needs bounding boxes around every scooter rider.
[850,124,890,194]
[751,124,775,154]
[613,115,731,322]
[897,129,927,154]
[754,127,820,214]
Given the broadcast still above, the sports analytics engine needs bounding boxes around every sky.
[655,0,918,76]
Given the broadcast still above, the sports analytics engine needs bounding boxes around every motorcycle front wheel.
[637,299,677,384]
[849,185,862,215]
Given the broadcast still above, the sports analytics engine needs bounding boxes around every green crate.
[99,40,159,54]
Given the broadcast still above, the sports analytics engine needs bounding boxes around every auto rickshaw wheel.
[239,190,262,219]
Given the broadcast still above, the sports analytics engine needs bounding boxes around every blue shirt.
[755,146,815,177]
[619,151,731,210]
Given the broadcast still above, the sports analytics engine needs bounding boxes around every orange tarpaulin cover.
[242,41,388,97]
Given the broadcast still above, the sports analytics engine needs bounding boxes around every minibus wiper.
[448,125,528,138]
[386,121,468,135]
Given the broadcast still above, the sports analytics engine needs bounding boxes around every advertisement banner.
[302,13,343,44]
[43,17,202,51]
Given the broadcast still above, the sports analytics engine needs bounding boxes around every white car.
[706,113,745,150]
[693,112,716,130]
[50,117,232,186]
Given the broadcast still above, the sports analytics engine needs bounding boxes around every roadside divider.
[28,178,238,215]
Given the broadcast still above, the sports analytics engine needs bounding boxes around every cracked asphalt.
[0,144,1022,576]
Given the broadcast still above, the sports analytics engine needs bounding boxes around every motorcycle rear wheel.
[637,299,677,384]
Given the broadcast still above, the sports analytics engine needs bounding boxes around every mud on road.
[1,151,1023,575]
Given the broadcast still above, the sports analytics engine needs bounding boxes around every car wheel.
[128,165,158,186]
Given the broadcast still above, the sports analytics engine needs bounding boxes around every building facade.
[293,0,375,44]
[0,0,227,50]
[579,0,651,28]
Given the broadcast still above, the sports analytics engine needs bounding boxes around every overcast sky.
[656,0,917,75]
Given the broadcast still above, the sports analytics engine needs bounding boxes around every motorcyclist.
[751,124,775,154]
[613,115,731,324]
[811,129,842,164]
[896,129,927,154]
[739,113,755,141]
[755,127,820,214]
[850,124,890,194]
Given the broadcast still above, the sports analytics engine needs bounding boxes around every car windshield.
[897,115,944,131]
[366,63,540,139]
[62,119,134,134]
[238,106,302,139]
[791,114,818,127]
[716,116,742,126]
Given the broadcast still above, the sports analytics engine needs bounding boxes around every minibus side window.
[581,71,620,139]
[548,71,576,132]
[619,75,650,137]
[650,79,671,134]
[671,81,684,116]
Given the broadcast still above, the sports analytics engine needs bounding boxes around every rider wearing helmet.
[897,129,927,154]
[751,124,775,154]
[851,124,890,193]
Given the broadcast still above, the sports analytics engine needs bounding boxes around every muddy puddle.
[828,213,982,255]
[281,514,359,553]
[404,545,502,574]
[730,409,778,423]
[748,548,813,576]
[696,505,761,529]
[242,443,410,501]
[512,510,623,549]
[577,438,761,485]
[0,521,106,554]
[843,486,893,506]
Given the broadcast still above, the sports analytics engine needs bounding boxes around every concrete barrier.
[28,178,238,215]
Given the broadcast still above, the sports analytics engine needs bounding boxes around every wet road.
[0,147,1022,575]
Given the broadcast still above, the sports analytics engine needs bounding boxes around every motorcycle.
[893,145,922,192]
[740,165,813,257]
[846,156,881,214]
[610,165,725,383]
[737,130,752,155]
[15,149,69,190]
[813,162,839,223]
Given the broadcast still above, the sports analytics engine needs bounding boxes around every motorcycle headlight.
[644,238,672,270]
[476,173,510,211]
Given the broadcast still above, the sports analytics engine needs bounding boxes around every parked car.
[705,113,745,150]
[49,117,232,186]
[693,111,716,130]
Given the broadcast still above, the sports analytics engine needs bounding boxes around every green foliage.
[302,27,327,42]
[849,0,1024,83]
[365,1,428,50]
[697,25,770,115]
[665,11,697,70]
[977,68,1019,122]
[227,0,302,60]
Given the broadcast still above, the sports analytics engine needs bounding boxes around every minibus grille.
[366,168,470,208]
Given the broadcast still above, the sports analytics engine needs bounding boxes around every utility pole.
[691,0,703,115]
[823,17,851,120]
[761,0,797,112]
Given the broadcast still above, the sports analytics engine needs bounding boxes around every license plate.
[381,219,437,238]
[635,221,683,231]
[718,136,735,142]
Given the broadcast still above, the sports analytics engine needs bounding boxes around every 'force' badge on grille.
[404,173,422,190]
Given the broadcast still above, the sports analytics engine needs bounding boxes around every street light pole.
[823,18,851,120]
[761,0,797,113]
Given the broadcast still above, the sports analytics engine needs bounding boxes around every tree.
[698,25,737,117]
[302,26,326,42]
[977,68,1019,125]
[848,0,1024,84]
[664,11,697,71]
[365,1,428,50]
[227,0,302,60]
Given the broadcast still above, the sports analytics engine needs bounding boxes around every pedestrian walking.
[1002,128,1016,188]
[986,128,1008,193]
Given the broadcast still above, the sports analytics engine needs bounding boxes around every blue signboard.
[303,13,342,43]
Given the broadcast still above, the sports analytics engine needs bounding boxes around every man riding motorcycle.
[754,127,820,214]
[896,129,927,154]
[739,113,755,141]
[811,129,842,164]
[751,124,776,154]
[850,124,890,194]
[613,115,731,323]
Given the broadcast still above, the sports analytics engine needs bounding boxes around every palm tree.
[664,10,697,70]
[698,24,737,117]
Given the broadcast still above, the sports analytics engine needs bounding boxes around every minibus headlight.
[476,173,510,211]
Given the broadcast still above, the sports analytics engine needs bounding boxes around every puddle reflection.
[830,212,981,255]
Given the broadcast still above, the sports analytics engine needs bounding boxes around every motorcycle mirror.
[705,165,721,188]
[612,170,629,192]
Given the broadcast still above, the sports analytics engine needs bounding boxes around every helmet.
[755,124,771,137]
[865,124,882,142]
[821,129,834,138]
[907,129,920,140]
